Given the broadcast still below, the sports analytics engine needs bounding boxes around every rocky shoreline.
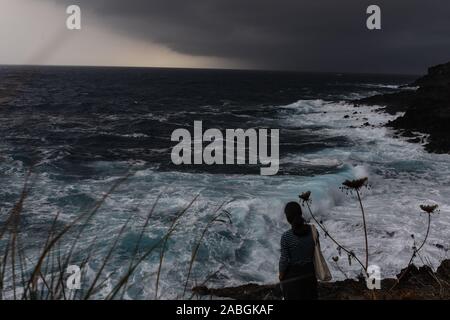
[356,61,450,153]
[193,260,450,300]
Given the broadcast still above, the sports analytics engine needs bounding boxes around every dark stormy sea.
[0,66,449,299]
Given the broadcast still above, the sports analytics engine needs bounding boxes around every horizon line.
[0,63,422,77]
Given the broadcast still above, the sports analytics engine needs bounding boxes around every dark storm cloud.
[55,0,450,74]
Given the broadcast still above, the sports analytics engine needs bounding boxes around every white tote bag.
[311,225,332,282]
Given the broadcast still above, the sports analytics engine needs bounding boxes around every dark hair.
[284,202,309,236]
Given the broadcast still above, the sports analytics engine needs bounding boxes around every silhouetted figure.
[279,202,318,300]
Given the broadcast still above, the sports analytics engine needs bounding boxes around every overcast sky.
[1,0,449,74]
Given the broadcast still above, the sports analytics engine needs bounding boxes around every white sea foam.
[1,99,449,299]
[359,83,401,89]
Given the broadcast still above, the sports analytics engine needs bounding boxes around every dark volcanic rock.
[412,62,450,88]
[357,61,450,153]
[437,260,450,281]
[193,260,450,300]
[359,91,418,114]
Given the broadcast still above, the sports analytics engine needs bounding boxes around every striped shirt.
[279,225,316,274]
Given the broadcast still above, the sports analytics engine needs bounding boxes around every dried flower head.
[299,191,311,203]
[420,204,439,214]
[342,177,369,191]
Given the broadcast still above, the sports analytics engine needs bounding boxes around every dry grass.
[0,168,232,300]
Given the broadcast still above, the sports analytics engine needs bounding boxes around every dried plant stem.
[23,173,131,299]
[391,213,432,291]
[120,194,161,299]
[0,168,32,300]
[40,211,61,299]
[52,173,133,297]
[83,215,134,299]
[56,245,66,300]
[410,213,432,266]
[17,240,29,300]
[154,195,199,299]
[333,261,348,280]
[356,190,369,270]
[304,201,367,274]
[182,203,229,297]
[10,231,17,300]
[189,265,225,300]
[0,168,32,242]
[0,233,12,300]
[107,195,198,300]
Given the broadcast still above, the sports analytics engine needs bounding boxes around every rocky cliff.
[358,61,450,153]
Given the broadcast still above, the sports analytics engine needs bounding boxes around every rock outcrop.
[193,260,450,300]
[357,61,450,153]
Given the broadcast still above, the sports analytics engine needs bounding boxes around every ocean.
[0,66,449,299]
